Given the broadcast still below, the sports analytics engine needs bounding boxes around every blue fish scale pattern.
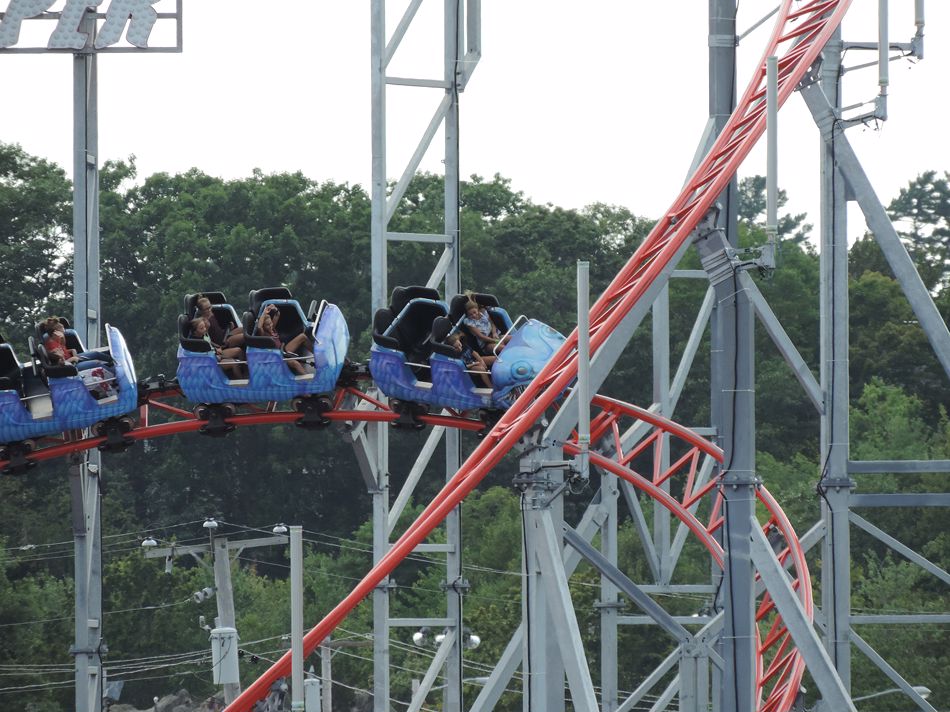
[177,303,349,404]
[0,325,138,443]
[370,319,565,412]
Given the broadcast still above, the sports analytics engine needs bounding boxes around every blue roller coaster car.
[176,288,349,405]
[0,323,138,446]
[370,288,565,412]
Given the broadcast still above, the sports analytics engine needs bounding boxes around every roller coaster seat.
[390,286,441,316]
[427,316,457,358]
[371,308,397,350]
[0,341,23,393]
[185,292,242,339]
[248,287,294,317]
[184,291,227,315]
[34,316,85,354]
[242,311,278,350]
[29,335,78,380]
[448,292,511,353]
[178,314,214,354]
[385,298,446,377]
[248,288,307,345]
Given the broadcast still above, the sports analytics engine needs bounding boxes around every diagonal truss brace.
[748,519,857,712]
[468,492,608,712]
[798,77,950,378]
[533,509,599,712]
[562,524,692,645]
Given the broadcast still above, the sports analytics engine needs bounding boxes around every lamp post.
[141,521,289,704]
[852,685,931,703]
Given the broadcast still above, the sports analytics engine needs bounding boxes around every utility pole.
[142,520,288,704]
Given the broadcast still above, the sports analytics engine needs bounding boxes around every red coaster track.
[0,3,847,710]
[221,5,851,710]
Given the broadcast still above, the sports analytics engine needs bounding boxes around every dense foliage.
[0,143,947,711]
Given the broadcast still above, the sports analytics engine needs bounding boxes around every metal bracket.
[95,415,136,452]
[292,395,334,429]
[389,399,428,430]
[194,403,236,438]
[0,440,38,475]
[441,578,471,594]
[375,579,399,593]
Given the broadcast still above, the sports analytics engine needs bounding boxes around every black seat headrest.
[390,286,441,316]
[184,291,228,316]
[449,292,501,323]
[249,287,294,318]
[0,343,22,390]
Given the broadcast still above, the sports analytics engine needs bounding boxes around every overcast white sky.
[1,1,947,238]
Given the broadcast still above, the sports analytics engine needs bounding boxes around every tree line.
[0,140,948,710]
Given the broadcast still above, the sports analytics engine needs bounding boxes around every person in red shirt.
[41,318,108,372]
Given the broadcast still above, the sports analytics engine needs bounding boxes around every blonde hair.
[190,317,207,333]
[463,290,479,312]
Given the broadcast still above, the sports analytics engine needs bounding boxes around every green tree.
[0,143,73,345]
[887,170,950,291]
[738,174,812,243]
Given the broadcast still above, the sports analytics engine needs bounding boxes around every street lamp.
[412,627,480,649]
[852,685,931,702]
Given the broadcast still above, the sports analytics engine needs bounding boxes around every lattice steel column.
[816,30,854,694]
[369,3,479,710]
[71,12,103,712]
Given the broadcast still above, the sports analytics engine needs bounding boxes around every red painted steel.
[225,3,849,710]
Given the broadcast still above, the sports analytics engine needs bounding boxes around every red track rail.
[0,3,843,709]
[225,3,849,710]
[0,387,486,472]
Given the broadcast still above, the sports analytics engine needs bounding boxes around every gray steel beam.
[816,31,854,695]
[851,493,950,507]
[619,478,662,581]
[563,524,691,645]
[669,287,714,410]
[599,470,620,711]
[849,459,950,474]
[469,492,606,712]
[69,459,103,712]
[407,629,458,712]
[800,72,950,379]
[853,614,950,624]
[213,537,241,703]
[614,650,679,712]
[653,286,673,585]
[748,521,857,712]
[850,631,937,712]
[695,226,757,712]
[388,425,445,534]
[742,272,823,412]
[535,512,598,712]
[71,11,102,712]
[520,449,567,712]
[849,512,950,584]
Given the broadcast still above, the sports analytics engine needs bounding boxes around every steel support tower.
[362,3,948,712]
[363,3,481,711]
